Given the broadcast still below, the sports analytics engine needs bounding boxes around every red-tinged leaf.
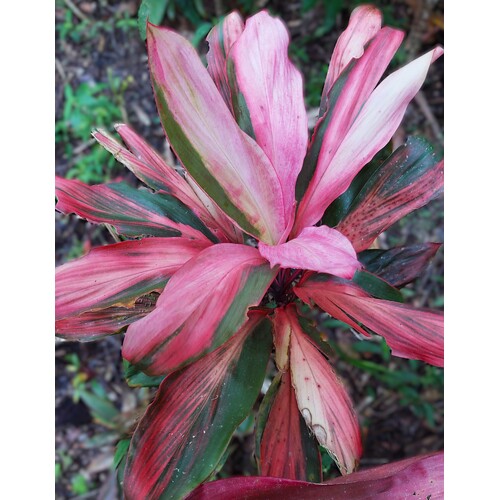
[186,451,443,499]
[258,371,322,482]
[294,27,403,209]
[295,275,444,367]
[320,5,382,113]
[55,177,216,242]
[56,293,157,341]
[259,226,361,279]
[124,314,273,500]
[294,46,443,233]
[122,243,277,376]
[358,243,441,287]
[147,23,286,244]
[206,12,244,110]
[336,138,444,251]
[55,238,208,320]
[284,304,362,475]
[229,11,308,232]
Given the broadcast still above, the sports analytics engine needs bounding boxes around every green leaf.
[113,439,131,469]
[138,0,169,40]
[123,360,165,388]
[352,270,404,302]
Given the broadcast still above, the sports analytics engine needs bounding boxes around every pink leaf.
[186,451,443,499]
[55,177,214,241]
[295,276,444,367]
[55,294,157,341]
[259,370,322,481]
[56,238,208,320]
[321,5,382,110]
[285,304,362,474]
[206,12,244,110]
[230,11,309,234]
[259,226,361,279]
[295,46,443,232]
[122,243,277,375]
[147,23,286,244]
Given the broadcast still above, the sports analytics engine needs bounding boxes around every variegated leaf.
[55,177,216,242]
[295,275,444,367]
[122,243,277,376]
[123,314,272,500]
[229,11,308,232]
[147,23,286,244]
[56,238,208,320]
[358,243,441,287]
[336,138,444,251]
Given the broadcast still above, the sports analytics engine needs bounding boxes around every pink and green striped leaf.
[147,23,286,244]
[295,275,444,367]
[122,243,277,376]
[358,243,441,288]
[186,451,443,499]
[101,124,243,243]
[123,313,273,500]
[259,225,361,279]
[229,11,309,231]
[55,238,208,320]
[256,370,322,482]
[206,12,244,110]
[55,293,158,341]
[294,46,443,233]
[294,27,403,206]
[55,177,216,242]
[320,5,382,114]
[335,138,444,251]
[285,304,362,475]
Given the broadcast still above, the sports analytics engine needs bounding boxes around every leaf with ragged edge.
[123,313,273,500]
[293,26,403,218]
[55,177,216,242]
[147,23,286,244]
[259,225,361,279]
[122,243,277,376]
[294,46,443,234]
[336,137,444,251]
[320,5,382,114]
[206,12,244,111]
[186,451,443,499]
[358,243,441,287]
[55,293,158,341]
[229,11,309,232]
[257,371,322,482]
[295,275,444,367]
[55,238,209,320]
[288,306,362,475]
[352,270,404,302]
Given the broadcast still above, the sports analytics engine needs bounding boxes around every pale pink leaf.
[285,305,362,474]
[259,226,361,279]
[321,5,382,108]
[295,46,443,231]
[230,11,309,233]
[206,12,244,109]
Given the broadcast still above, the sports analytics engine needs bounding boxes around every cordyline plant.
[55,5,444,499]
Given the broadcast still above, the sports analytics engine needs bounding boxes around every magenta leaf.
[186,451,443,499]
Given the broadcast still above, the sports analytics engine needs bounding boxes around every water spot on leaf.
[312,423,327,446]
[301,408,312,426]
